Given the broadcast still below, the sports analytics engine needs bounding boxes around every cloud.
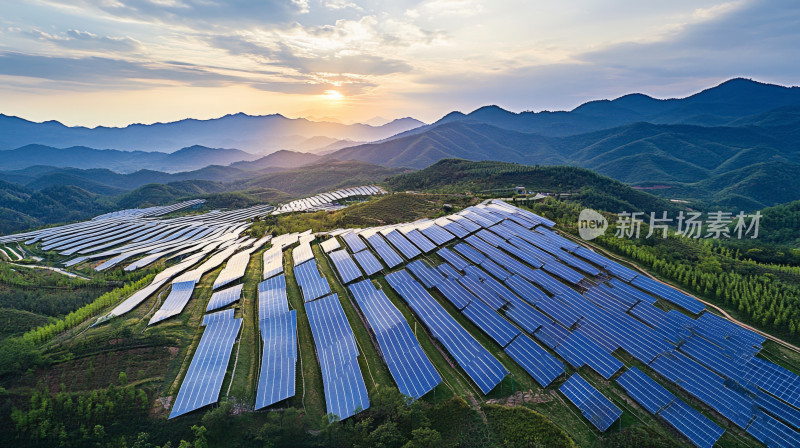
[51,0,305,28]
[411,0,800,113]
[19,28,143,52]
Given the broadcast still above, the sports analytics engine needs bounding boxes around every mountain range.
[1,78,799,210]
[0,113,424,154]
[325,79,800,209]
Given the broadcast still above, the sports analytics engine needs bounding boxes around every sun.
[322,89,344,101]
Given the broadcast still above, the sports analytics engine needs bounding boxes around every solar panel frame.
[560,373,622,432]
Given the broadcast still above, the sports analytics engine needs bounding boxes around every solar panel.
[170,312,242,418]
[555,331,623,379]
[386,270,508,394]
[292,242,314,266]
[149,280,197,325]
[348,280,441,399]
[660,399,725,448]
[328,249,363,284]
[263,247,284,279]
[419,223,455,245]
[258,275,289,322]
[404,228,437,253]
[352,249,383,275]
[407,259,444,288]
[305,294,369,420]
[434,278,474,310]
[365,233,404,268]
[631,276,705,314]
[461,299,520,347]
[616,367,676,414]
[504,334,564,387]
[560,373,622,432]
[294,260,331,302]
[255,310,297,409]
[342,231,368,253]
[384,229,422,259]
[320,237,341,253]
[206,284,243,312]
[437,247,470,272]
[747,409,800,448]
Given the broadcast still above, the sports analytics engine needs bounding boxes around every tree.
[402,427,442,448]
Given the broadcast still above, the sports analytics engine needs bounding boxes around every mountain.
[0,113,426,154]
[327,79,800,209]
[230,150,321,171]
[387,78,800,140]
[0,144,258,173]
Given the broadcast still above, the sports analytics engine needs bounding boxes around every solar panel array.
[560,373,622,432]
[170,309,242,418]
[294,260,332,302]
[272,186,386,215]
[254,274,297,409]
[206,284,243,312]
[617,367,724,448]
[328,249,363,284]
[305,294,370,420]
[386,270,508,394]
[349,280,441,399]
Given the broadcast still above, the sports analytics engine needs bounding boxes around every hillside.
[234,160,409,196]
[387,159,682,215]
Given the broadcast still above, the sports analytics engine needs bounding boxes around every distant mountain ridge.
[0,144,259,173]
[327,78,800,209]
[0,113,425,154]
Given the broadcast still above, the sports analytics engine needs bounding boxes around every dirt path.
[562,232,800,355]
[7,262,90,280]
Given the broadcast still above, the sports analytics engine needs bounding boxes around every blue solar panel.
[255,310,297,409]
[458,273,507,311]
[742,357,800,409]
[438,218,471,238]
[365,233,404,268]
[504,296,552,333]
[755,390,800,430]
[616,367,676,414]
[437,247,470,272]
[404,229,437,253]
[258,275,289,321]
[206,284,243,312]
[386,270,508,394]
[631,275,705,314]
[353,249,383,276]
[560,373,622,432]
[348,280,441,399]
[534,322,570,349]
[420,223,454,245]
[436,262,463,281]
[434,278,474,310]
[342,231,368,253]
[461,299,520,347]
[649,351,754,429]
[608,278,657,305]
[294,260,331,302]
[660,399,725,448]
[328,249,363,284]
[384,229,421,259]
[535,294,582,328]
[170,312,242,418]
[504,334,564,387]
[453,242,486,264]
[748,409,800,448]
[476,228,507,247]
[555,331,623,379]
[305,294,369,420]
[407,259,444,288]
[504,274,549,305]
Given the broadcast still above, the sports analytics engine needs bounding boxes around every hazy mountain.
[0,113,426,154]
[0,144,258,173]
[385,78,800,140]
[327,79,800,209]
[230,150,321,171]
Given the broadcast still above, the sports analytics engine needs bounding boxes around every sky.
[1,0,798,127]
